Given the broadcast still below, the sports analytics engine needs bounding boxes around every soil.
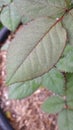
[0,39,58,130]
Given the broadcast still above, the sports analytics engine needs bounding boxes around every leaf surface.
[42,68,65,95]
[63,45,73,56]
[56,51,73,72]
[58,109,73,130]
[14,0,66,23]
[66,75,73,107]
[62,9,73,45]
[1,3,21,31]
[41,96,64,114]
[8,68,65,99]
[6,17,66,86]
[0,0,11,7]
[66,87,73,108]
[8,77,42,99]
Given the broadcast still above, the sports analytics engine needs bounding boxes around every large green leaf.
[1,3,21,31]
[56,51,73,72]
[8,77,42,99]
[58,109,73,130]
[6,17,66,86]
[42,68,65,95]
[14,0,66,23]
[41,96,64,114]
[62,9,73,45]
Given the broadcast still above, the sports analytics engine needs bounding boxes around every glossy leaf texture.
[42,68,65,95]
[58,109,73,130]
[62,9,73,45]
[0,3,21,31]
[14,0,66,23]
[41,96,64,114]
[6,17,66,86]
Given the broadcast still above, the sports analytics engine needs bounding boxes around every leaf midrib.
[7,14,66,85]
